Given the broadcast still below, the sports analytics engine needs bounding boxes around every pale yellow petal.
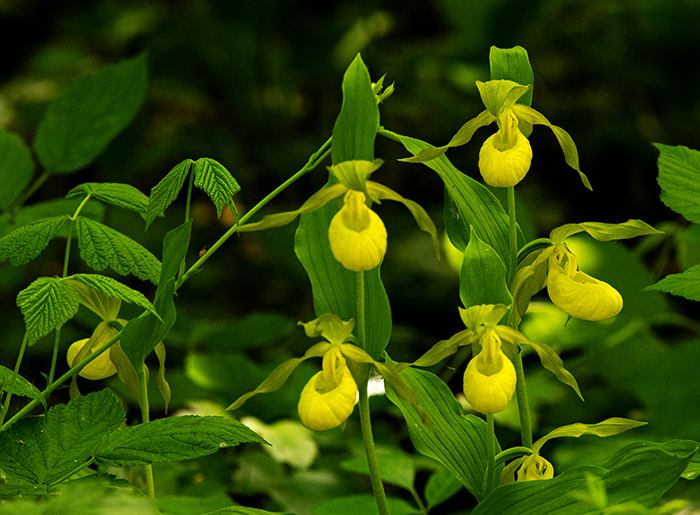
[298,366,358,431]
[547,259,623,321]
[516,453,554,481]
[67,338,117,380]
[478,128,532,188]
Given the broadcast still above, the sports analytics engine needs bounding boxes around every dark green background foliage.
[1,1,700,513]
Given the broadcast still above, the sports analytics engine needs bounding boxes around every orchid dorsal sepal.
[549,219,664,245]
[328,159,384,193]
[476,80,531,118]
[298,313,355,344]
[458,303,510,332]
[226,341,331,411]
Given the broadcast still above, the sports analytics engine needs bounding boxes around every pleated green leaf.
[473,440,698,514]
[0,389,124,485]
[193,158,241,218]
[34,53,148,174]
[460,231,512,309]
[76,216,161,284]
[16,276,79,345]
[385,367,492,501]
[654,143,700,224]
[0,215,67,266]
[95,415,265,466]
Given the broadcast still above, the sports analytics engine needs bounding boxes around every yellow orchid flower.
[328,189,388,271]
[462,327,516,414]
[516,453,554,482]
[546,244,623,322]
[67,335,118,380]
[401,79,590,190]
[232,159,439,272]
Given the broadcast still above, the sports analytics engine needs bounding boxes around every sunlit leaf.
[16,277,79,345]
[144,158,193,229]
[645,263,700,302]
[0,215,67,266]
[654,143,700,224]
[549,219,662,244]
[532,418,647,455]
[489,45,534,109]
[193,158,241,218]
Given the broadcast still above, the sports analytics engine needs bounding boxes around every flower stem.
[506,186,533,449]
[484,413,496,497]
[356,270,390,515]
[176,137,332,289]
[138,363,156,499]
[0,333,29,427]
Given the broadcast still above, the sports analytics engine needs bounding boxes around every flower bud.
[516,453,554,481]
[328,190,387,271]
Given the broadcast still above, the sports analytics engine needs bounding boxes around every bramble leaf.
[0,128,34,210]
[76,216,161,284]
[33,53,148,174]
[66,183,148,213]
[193,158,241,218]
[0,389,124,485]
[0,215,68,266]
[66,274,160,320]
[95,415,266,466]
[531,417,647,455]
[645,262,700,302]
[0,365,46,409]
[144,158,193,229]
[16,277,79,345]
[654,143,700,224]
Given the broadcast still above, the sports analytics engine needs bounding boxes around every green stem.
[355,270,390,515]
[178,169,196,282]
[138,363,156,499]
[484,413,496,497]
[1,330,122,431]
[506,186,533,449]
[359,381,391,515]
[408,485,428,515]
[175,137,332,289]
[0,333,30,427]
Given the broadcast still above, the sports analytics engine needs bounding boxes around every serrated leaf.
[66,183,148,213]
[0,198,104,238]
[76,216,161,284]
[646,262,700,301]
[0,389,124,485]
[33,53,148,174]
[0,128,34,210]
[0,365,46,410]
[192,158,241,218]
[16,277,79,345]
[66,274,160,320]
[144,158,193,229]
[95,415,266,466]
[0,215,67,266]
[654,143,700,224]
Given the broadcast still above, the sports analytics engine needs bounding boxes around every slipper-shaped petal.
[298,365,358,431]
[547,260,623,321]
[67,338,118,380]
[328,190,387,271]
[478,126,532,188]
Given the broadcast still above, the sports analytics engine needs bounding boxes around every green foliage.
[33,52,148,174]
[0,215,67,266]
[654,143,700,224]
[16,277,79,345]
[460,231,512,308]
[67,273,159,319]
[66,182,149,213]
[0,366,46,409]
[0,129,33,210]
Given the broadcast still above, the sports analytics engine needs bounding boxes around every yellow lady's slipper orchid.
[328,190,388,271]
[67,338,117,380]
[516,453,554,482]
[478,110,533,188]
[546,244,623,322]
[298,352,358,431]
[462,327,516,414]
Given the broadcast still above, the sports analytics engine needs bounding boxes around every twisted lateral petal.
[462,329,516,414]
[67,338,117,380]
[328,190,387,271]
[478,125,532,188]
[298,365,358,431]
[547,259,623,321]
[516,453,554,482]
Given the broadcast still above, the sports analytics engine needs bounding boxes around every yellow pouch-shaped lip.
[478,126,532,188]
[298,365,358,431]
[67,338,118,380]
[547,259,623,321]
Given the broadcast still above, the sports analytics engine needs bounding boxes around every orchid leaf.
[532,418,647,455]
[489,45,534,108]
[550,219,662,244]
[460,230,512,309]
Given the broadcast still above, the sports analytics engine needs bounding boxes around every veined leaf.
[95,415,266,466]
[654,143,700,224]
[531,418,647,455]
[193,158,241,218]
[460,231,512,308]
[0,128,34,210]
[645,262,700,301]
[0,215,68,266]
[0,198,104,238]
[549,219,662,243]
[386,367,492,501]
[34,52,148,174]
[0,389,124,485]
[16,277,79,345]
[76,216,161,284]
[66,182,148,213]
[489,45,534,109]
[0,365,46,409]
[66,274,160,320]
[144,158,193,229]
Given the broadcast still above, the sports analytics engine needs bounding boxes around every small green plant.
[0,45,697,515]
